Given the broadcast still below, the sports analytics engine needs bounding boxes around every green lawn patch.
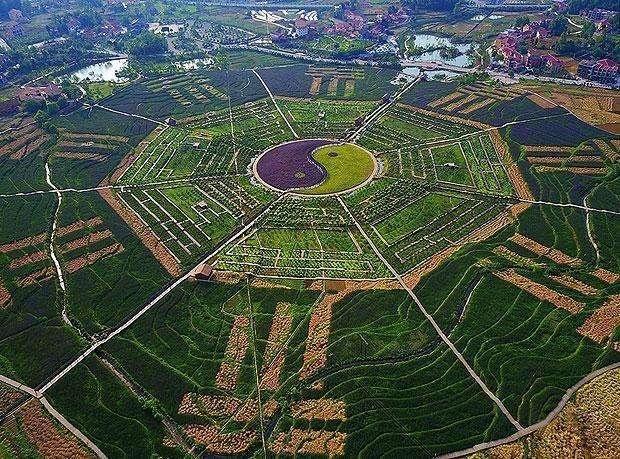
[301,143,375,195]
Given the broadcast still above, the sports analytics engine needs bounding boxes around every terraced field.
[0,61,618,459]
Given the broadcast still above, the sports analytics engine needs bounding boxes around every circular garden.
[254,139,376,195]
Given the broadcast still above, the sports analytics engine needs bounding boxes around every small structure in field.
[195,264,213,281]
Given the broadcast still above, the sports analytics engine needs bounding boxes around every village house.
[3,21,24,39]
[583,8,616,21]
[294,18,309,37]
[577,59,619,85]
[16,83,62,102]
[8,9,25,22]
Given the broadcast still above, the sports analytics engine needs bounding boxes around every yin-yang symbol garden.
[1,63,618,458]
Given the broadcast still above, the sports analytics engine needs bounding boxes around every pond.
[405,34,473,68]
[69,58,129,83]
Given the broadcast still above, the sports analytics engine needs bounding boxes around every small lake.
[405,34,473,67]
[69,58,129,82]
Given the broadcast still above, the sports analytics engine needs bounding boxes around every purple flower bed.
[256,139,333,190]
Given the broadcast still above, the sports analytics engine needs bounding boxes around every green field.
[1,55,619,459]
[301,143,375,195]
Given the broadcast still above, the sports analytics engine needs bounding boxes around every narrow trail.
[584,193,601,263]
[0,172,250,198]
[251,68,298,138]
[38,193,287,394]
[336,196,524,432]
[92,103,168,127]
[44,162,75,330]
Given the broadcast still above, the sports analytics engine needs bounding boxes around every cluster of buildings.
[2,8,26,40]
[577,59,619,85]
[492,19,565,74]
[581,8,616,32]
[0,83,62,116]
[271,5,408,46]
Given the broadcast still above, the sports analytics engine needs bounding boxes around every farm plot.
[0,196,87,388]
[0,399,97,458]
[46,356,180,458]
[50,129,133,189]
[185,98,294,161]
[0,118,49,160]
[427,83,524,117]
[305,66,365,98]
[119,127,211,183]
[117,178,268,267]
[430,271,619,427]
[357,103,475,155]
[311,338,516,457]
[103,69,266,120]
[279,98,376,139]
[216,196,391,279]
[256,65,398,101]
[523,141,610,176]
[95,282,320,451]
[353,187,508,274]
[419,133,513,194]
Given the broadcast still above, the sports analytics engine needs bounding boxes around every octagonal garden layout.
[3,63,618,459]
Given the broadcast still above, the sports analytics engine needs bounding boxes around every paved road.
[337,196,524,431]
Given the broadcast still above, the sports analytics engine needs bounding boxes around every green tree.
[550,15,569,36]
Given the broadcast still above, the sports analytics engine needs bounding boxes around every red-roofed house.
[578,59,619,84]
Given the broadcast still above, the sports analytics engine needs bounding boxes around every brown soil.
[178,393,278,422]
[0,233,47,253]
[477,369,620,459]
[65,243,124,274]
[215,315,250,391]
[493,269,584,314]
[19,400,93,458]
[17,267,54,287]
[184,425,256,454]
[55,151,108,162]
[526,93,556,109]
[8,250,48,270]
[577,294,620,343]
[535,166,608,175]
[300,289,351,380]
[549,274,598,296]
[60,230,113,254]
[590,268,619,284]
[290,399,346,421]
[510,234,581,267]
[596,123,620,134]
[57,217,103,238]
[488,130,534,201]
[260,302,293,391]
[0,281,10,308]
[269,428,346,456]
[98,189,181,276]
